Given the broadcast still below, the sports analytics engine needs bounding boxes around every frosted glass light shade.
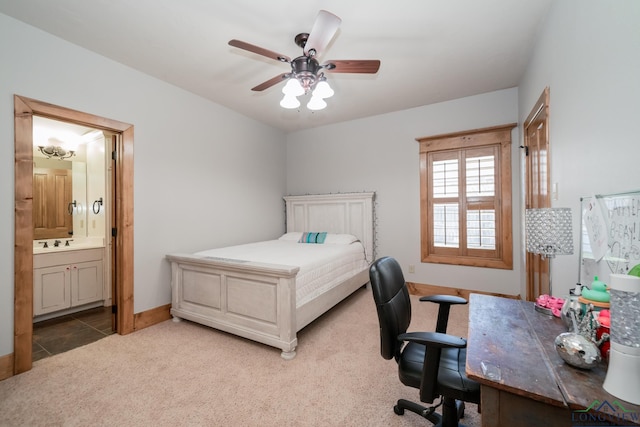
[313,80,334,98]
[280,94,300,109]
[306,96,327,111]
[282,79,304,96]
[525,207,574,258]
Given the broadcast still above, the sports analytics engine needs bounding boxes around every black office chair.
[369,256,480,427]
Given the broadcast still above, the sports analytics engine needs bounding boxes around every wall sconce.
[38,145,75,160]
[525,207,574,297]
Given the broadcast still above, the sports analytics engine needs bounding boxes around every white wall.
[0,14,287,357]
[287,0,640,300]
[518,0,640,296]
[286,88,522,296]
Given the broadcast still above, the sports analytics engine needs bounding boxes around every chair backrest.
[369,256,412,361]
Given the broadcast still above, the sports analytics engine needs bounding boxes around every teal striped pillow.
[298,232,327,244]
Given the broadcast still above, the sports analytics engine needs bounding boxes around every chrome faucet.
[54,240,61,247]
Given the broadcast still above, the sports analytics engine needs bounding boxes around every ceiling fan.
[228,10,381,110]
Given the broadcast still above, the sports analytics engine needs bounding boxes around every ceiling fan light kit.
[280,72,334,110]
[229,10,380,112]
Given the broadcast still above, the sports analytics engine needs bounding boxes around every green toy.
[629,263,640,277]
[582,276,610,303]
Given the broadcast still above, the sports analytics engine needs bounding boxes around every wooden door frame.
[13,95,134,375]
[524,87,551,301]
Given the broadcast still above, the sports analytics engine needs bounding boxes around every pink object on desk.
[535,294,565,317]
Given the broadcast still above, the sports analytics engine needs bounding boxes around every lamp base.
[603,343,640,405]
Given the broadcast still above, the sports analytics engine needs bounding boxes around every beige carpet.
[0,288,480,427]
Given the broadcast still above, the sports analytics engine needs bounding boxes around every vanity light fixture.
[37,145,76,160]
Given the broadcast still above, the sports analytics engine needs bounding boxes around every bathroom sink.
[33,239,105,254]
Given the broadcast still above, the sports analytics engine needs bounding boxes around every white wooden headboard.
[284,192,375,262]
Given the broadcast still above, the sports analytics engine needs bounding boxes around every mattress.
[194,238,368,306]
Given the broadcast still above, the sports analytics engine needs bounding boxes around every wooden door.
[33,168,73,240]
[524,88,551,300]
[109,134,118,332]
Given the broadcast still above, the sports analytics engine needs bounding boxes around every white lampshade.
[313,80,334,99]
[306,96,327,111]
[280,94,300,109]
[282,79,304,96]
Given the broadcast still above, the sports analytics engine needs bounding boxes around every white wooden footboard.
[167,254,301,359]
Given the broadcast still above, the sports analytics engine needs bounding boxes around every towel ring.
[68,200,77,215]
[93,197,103,214]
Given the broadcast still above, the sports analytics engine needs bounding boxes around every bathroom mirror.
[32,116,107,242]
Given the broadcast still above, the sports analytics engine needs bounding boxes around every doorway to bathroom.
[13,95,134,375]
[31,116,116,361]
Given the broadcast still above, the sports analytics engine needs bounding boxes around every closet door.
[524,88,551,300]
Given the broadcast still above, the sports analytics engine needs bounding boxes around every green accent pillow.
[298,232,327,244]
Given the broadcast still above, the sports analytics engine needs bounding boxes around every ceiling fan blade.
[323,60,381,74]
[304,10,342,57]
[229,39,291,63]
[251,73,289,91]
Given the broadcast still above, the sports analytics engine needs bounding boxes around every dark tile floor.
[32,306,115,362]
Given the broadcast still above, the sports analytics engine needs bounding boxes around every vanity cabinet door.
[34,265,72,315]
[71,260,103,306]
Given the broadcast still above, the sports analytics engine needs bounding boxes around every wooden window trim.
[417,124,516,269]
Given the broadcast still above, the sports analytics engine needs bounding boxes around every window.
[417,124,515,269]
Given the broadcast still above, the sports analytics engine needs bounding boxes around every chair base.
[394,397,466,427]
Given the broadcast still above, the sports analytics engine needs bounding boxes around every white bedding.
[195,239,368,306]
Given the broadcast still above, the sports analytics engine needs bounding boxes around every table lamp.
[525,207,574,297]
[602,273,640,404]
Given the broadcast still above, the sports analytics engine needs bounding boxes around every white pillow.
[278,232,303,241]
[278,232,358,245]
[324,234,359,245]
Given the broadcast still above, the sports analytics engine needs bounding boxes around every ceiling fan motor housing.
[291,56,321,91]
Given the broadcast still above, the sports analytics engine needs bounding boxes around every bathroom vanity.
[33,246,104,317]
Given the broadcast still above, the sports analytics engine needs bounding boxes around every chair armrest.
[418,295,468,333]
[399,331,466,349]
[419,295,467,305]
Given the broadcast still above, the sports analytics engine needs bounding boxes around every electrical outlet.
[408,264,415,274]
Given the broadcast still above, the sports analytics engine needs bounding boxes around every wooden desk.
[466,293,640,427]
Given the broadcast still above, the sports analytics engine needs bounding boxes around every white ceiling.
[0,0,554,132]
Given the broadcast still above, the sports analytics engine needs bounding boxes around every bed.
[166,192,375,359]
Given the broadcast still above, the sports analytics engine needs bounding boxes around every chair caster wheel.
[394,405,404,415]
